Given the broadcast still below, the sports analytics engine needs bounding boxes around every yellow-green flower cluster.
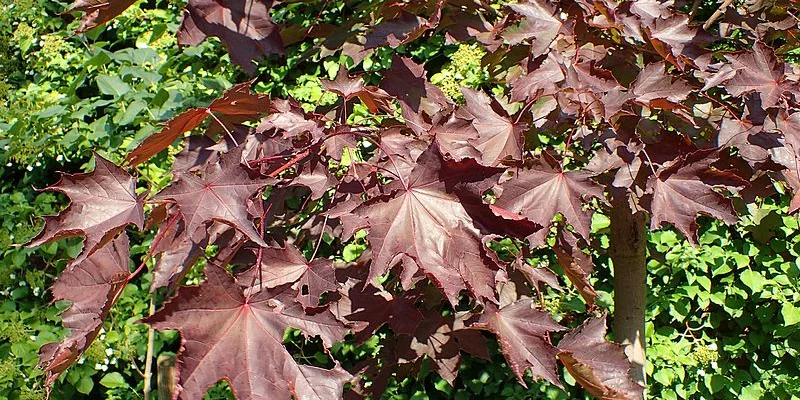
[0,358,17,381]
[450,43,486,75]
[150,32,176,51]
[12,22,34,45]
[84,336,107,364]
[0,318,28,343]
[18,386,46,400]
[692,343,719,366]
[435,72,463,103]
[542,296,562,315]
[431,43,488,103]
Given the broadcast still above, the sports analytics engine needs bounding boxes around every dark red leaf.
[150,211,208,293]
[26,154,144,268]
[461,88,525,166]
[335,277,423,341]
[145,265,350,400]
[354,144,497,305]
[396,308,487,384]
[39,233,131,387]
[554,228,597,306]
[365,11,429,49]
[470,297,565,387]
[237,244,338,309]
[557,316,644,400]
[510,54,565,103]
[380,56,452,135]
[154,146,275,247]
[65,0,138,33]
[645,15,709,68]
[494,154,606,242]
[721,42,796,108]
[126,81,270,167]
[321,66,394,114]
[178,0,283,74]
[504,0,564,57]
[646,150,747,244]
[630,62,692,106]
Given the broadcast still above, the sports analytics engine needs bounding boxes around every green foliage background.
[1,1,799,399]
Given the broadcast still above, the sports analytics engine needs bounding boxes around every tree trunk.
[609,190,648,393]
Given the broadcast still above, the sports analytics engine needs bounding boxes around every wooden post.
[157,353,177,400]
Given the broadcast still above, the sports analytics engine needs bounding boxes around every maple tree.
[31,0,800,399]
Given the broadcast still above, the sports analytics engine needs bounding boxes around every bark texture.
[609,190,648,392]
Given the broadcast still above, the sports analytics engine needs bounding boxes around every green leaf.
[591,212,610,233]
[86,50,113,67]
[99,372,128,388]
[76,375,94,394]
[704,374,727,394]
[696,276,712,291]
[740,383,763,400]
[97,75,131,98]
[781,304,800,326]
[654,369,675,386]
[740,270,766,293]
[114,100,148,126]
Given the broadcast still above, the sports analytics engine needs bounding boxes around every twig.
[689,0,703,22]
[255,201,273,292]
[206,109,239,147]
[143,297,156,400]
[267,148,312,178]
[127,211,181,281]
[310,181,342,260]
[514,99,536,125]
[703,0,734,31]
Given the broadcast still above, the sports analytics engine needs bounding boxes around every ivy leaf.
[26,154,145,268]
[557,316,644,400]
[154,146,275,247]
[65,0,138,33]
[470,297,565,387]
[39,233,131,387]
[494,153,605,242]
[237,244,338,309]
[144,265,351,400]
[178,0,283,74]
[645,150,747,244]
[126,81,270,167]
